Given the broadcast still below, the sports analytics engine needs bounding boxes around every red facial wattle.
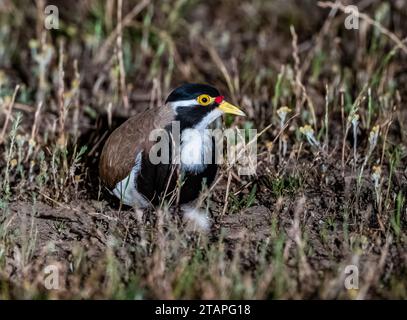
[215,96,224,104]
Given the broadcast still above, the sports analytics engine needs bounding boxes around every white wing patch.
[112,152,150,208]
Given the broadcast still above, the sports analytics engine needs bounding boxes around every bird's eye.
[197,94,212,106]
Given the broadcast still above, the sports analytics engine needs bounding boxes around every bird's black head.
[165,83,220,103]
[165,83,245,130]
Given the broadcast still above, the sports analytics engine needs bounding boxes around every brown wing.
[99,106,174,189]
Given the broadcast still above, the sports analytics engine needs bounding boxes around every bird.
[99,83,245,208]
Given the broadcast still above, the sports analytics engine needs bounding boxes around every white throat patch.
[195,109,222,130]
[179,109,223,173]
[180,128,213,174]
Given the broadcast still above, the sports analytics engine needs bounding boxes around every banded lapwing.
[99,83,245,208]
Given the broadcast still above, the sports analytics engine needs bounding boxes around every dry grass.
[0,0,406,299]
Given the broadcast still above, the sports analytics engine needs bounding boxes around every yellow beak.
[217,100,246,116]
